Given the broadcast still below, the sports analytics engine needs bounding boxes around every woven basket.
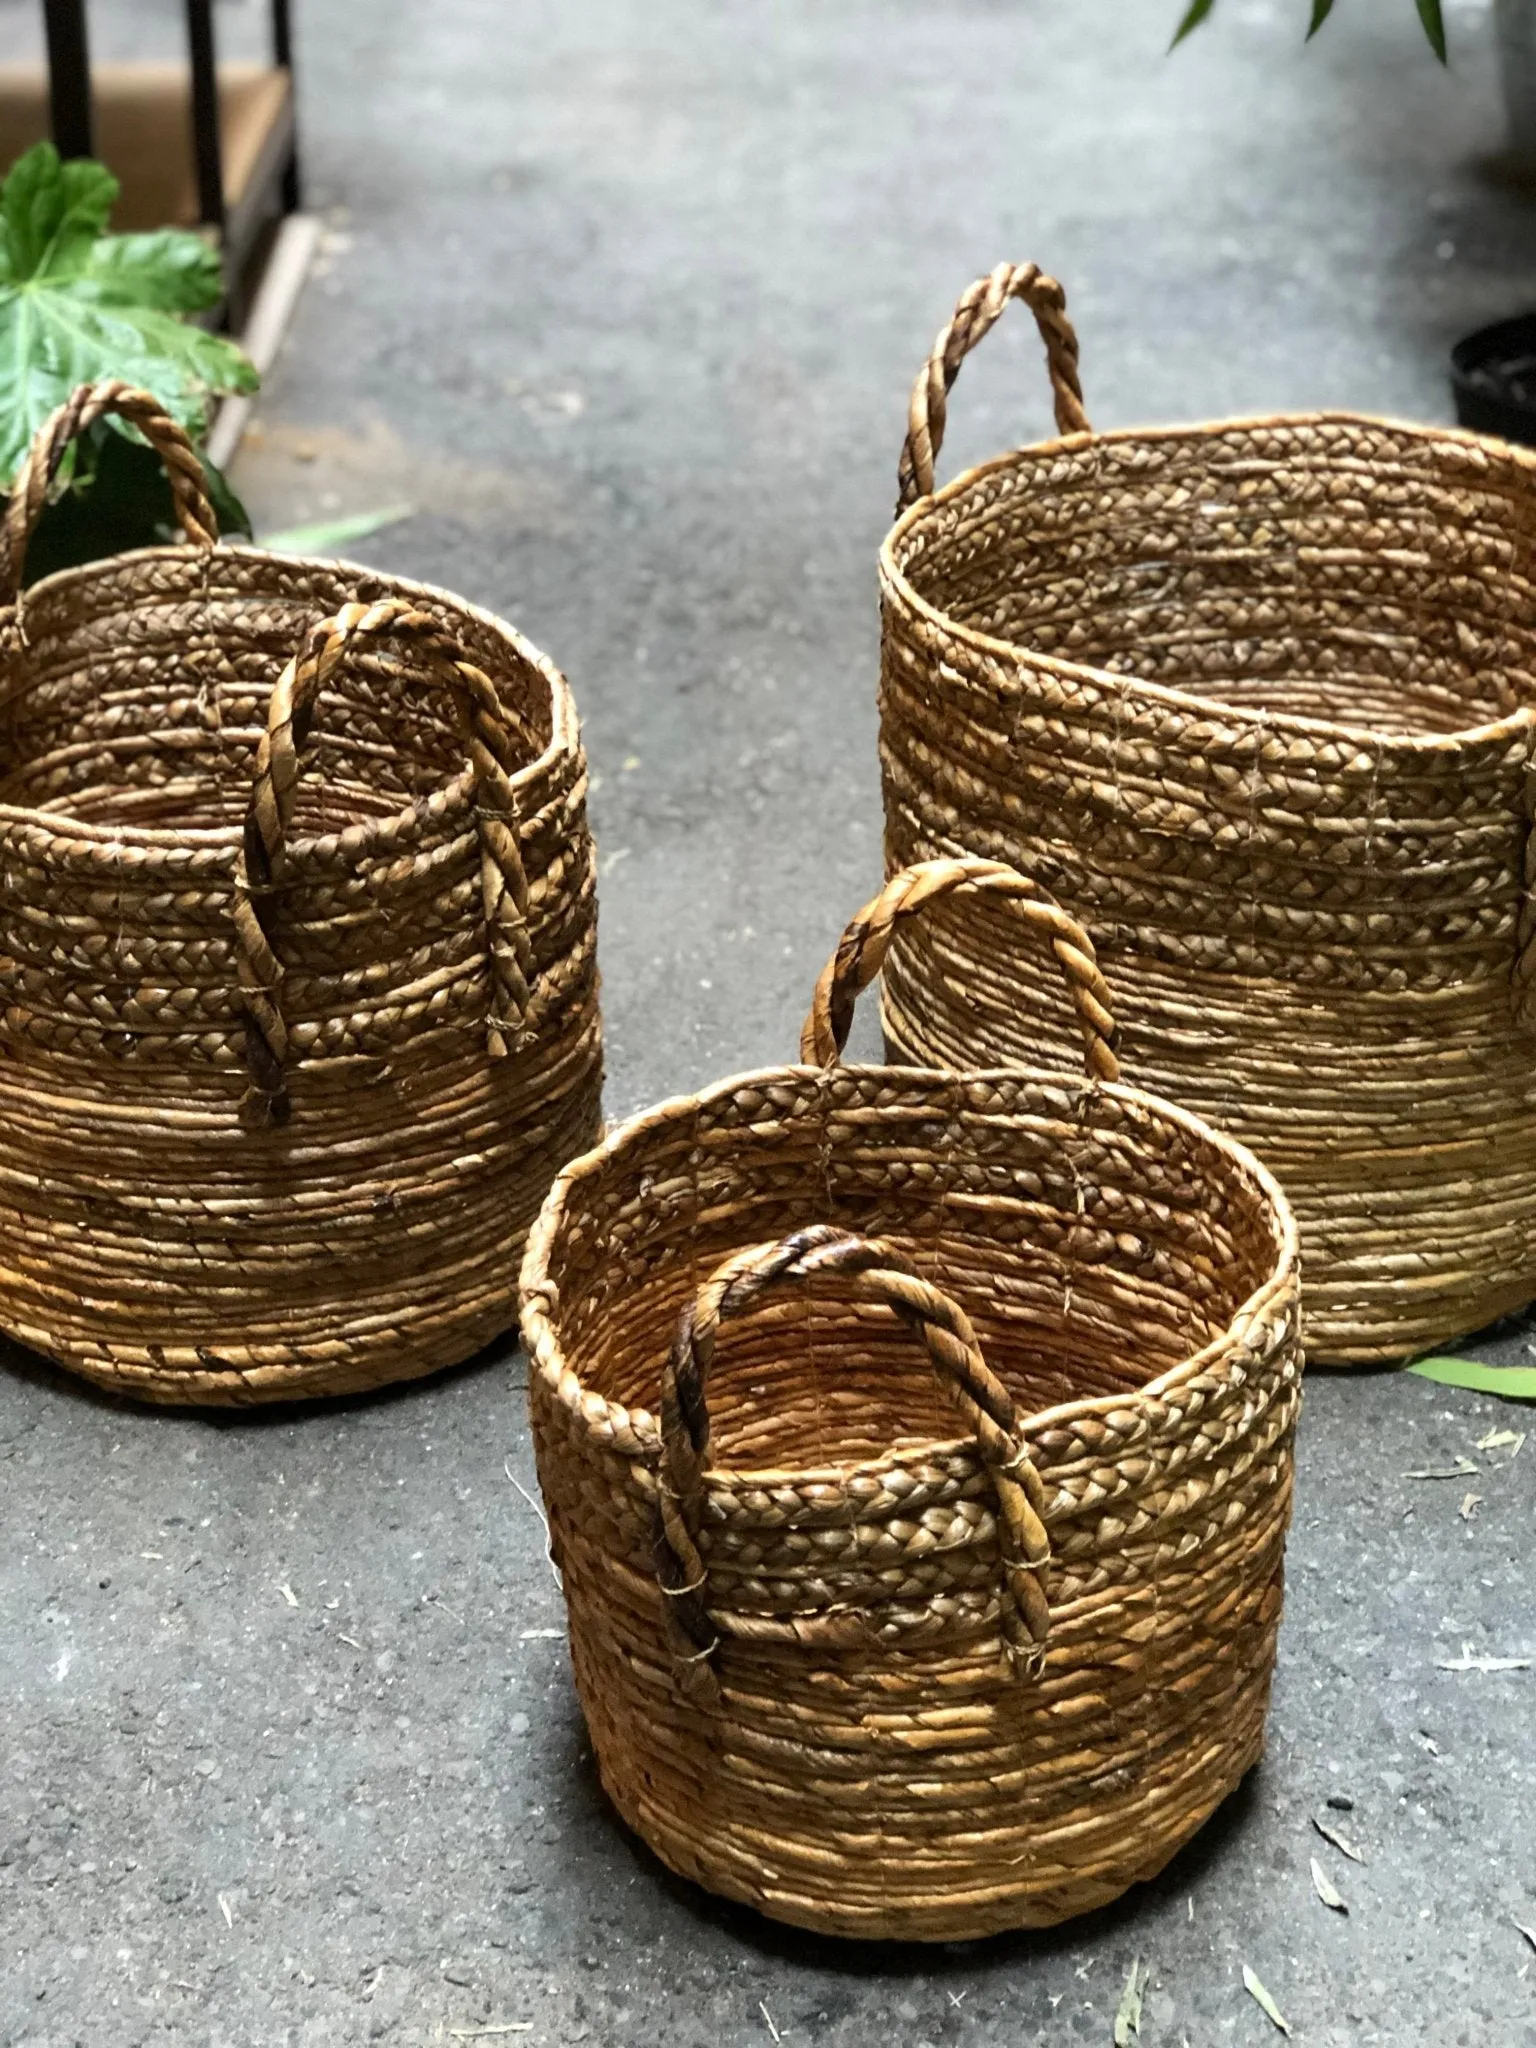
[0,381,602,1404]
[879,262,1536,1364]
[521,857,1300,1940]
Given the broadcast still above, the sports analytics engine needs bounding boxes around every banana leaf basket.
[0,381,602,1403]
[521,857,1300,1940]
[879,262,1536,1363]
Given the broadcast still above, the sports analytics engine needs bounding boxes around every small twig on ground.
[505,1456,562,1587]
[1437,1642,1531,1673]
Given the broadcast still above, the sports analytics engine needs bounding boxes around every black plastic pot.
[1450,314,1536,447]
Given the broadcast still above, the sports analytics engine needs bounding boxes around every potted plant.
[1175,2,1536,445]
[0,140,258,582]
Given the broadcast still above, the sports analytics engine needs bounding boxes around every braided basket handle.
[801,857,1120,1083]
[655,1225,1052,1705]
[233,597,535,1128]
[897,262,1090,512]
[2,380,218,599]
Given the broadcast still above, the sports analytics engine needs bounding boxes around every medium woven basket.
[879,262,1536,1364]
[521,857,1300,1940]
[0,381,602,1404]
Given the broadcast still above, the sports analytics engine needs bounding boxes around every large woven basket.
[879,262,1536,1364]
[0,382,602,1404]
[521,858,1300,1940]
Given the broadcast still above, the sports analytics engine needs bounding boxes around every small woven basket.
[0,382,602,1403]
[522,858,1300,1940]
[879,262,1536,1363]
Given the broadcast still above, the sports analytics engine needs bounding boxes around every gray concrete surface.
[5,0,1536,2041]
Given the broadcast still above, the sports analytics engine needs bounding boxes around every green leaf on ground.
[261,504,413,555]
[1408,1357,1536,1403]
[1243,1965,1292,2036]
[1114,1956,1146,2045]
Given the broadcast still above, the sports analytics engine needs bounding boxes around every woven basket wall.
[878,263,1536,1365]
[521,859,1300,1940]
[0,383,602,1404]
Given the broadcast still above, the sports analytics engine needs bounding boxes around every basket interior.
[0,553,557,834]
[892,418,1536,737]
[542,1068,1288,1473]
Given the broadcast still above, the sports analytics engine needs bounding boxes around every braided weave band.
[801,857,1120,1083]
[233,597,536,1127]
[1,380,218,599]
[896,261,1089,512]
[654,1224,1053,1706]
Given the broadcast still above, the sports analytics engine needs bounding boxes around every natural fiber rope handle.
[1,380,218,600]
[233,597,536,1127]
[800,857,1121,1084]
[896,262,1091,512]
[654,1224,1052,1705]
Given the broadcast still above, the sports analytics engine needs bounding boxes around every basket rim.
[880,407,1536,757]
[519,1055,1301,1487]
[2,543,582,860]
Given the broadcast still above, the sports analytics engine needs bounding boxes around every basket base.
[592,1721,1270,1943]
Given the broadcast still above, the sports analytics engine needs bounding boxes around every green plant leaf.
[1408,1357,1536,1402]
[0,140,257,483]
[8,425,251,583]
[261,504,413,555]
[203,456,252,542]
[1171,0,1218,47]
[1173,0,1446,56]
[1416,0,1448,60]
[0,142,117,283]
[85,229,223,312]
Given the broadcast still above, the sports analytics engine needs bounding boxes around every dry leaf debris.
[1243,1964,1291,2036]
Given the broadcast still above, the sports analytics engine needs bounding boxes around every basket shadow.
[0,1322,524,1426]
[571,1730,1265,1976]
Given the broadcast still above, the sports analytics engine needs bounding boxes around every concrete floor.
[5,0,1536,2041]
